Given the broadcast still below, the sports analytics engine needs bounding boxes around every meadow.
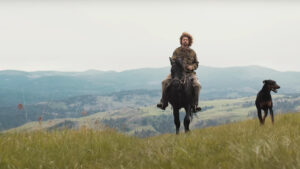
[1,112,300,169]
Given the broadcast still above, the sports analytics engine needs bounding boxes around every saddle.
[169,73,194,86]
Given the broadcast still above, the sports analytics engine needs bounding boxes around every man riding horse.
[157,32,202,113]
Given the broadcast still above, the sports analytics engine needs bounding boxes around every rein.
[172,73,187,85]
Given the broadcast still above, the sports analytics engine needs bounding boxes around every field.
[1,112,300,169]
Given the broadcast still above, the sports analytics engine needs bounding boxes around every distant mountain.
[1,66,300,107]
[1,66,300,133]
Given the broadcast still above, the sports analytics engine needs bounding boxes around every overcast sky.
[0,1,299,72]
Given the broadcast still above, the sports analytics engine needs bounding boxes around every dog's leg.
[270,108,274,124]
[262,109,268,124]
[257,108,263,125]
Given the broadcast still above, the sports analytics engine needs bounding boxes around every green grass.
[1,113,300,169]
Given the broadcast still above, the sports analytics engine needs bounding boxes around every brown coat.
[171,47,199,74]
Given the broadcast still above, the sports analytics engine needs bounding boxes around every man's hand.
[187,65,194,71]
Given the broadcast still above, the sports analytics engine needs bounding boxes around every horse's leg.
[173,108,180,134]
[184,106,192,133]
[270,108,274,124]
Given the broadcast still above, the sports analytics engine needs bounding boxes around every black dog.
[255,80,280,125]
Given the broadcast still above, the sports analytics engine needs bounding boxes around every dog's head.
[263,80,280,93]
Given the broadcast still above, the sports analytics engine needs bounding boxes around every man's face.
[181,37,189,47]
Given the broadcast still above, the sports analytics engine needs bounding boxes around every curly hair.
[180,32,193,47]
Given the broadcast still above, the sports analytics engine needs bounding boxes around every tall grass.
[1,113,300,169]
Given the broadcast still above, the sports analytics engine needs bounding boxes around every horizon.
[1,64,299,73]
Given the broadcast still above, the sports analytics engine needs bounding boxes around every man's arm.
[171,49,178,60]
[191,50,199,70]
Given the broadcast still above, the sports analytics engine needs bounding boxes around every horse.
[165,57,196,134]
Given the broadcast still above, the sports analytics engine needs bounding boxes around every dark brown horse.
[165,57,197,134]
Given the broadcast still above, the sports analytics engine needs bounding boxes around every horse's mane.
[170,57,184,79]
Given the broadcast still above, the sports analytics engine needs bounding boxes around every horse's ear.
[263,80,267,84]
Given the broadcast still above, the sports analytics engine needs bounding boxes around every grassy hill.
[1,113,300,169]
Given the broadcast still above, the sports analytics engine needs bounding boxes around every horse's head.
[169,57,184,79]
[169,57,185,91]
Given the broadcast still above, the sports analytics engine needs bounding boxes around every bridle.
[172,74,186,85]
[171,58,187,85]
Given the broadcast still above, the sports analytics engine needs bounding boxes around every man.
[157,32,202,112]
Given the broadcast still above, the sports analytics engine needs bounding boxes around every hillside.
[6,94,300,137]
[1,65,300,107]
[1,66,300,134]
[1,113,300,169]
[0,89,161,131]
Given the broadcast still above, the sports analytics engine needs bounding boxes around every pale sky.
[0,1,299,72]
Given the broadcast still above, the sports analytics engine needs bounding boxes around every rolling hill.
[1,65,300,107]
[6,94,300,137]
[1,112,300,169]
[1,65,300,134]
